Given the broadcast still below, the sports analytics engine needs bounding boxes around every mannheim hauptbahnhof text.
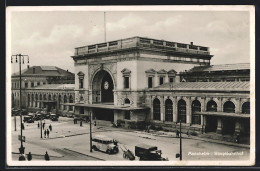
[11,37,250,143]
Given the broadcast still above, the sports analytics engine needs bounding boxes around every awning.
[195,111,250,118]
[75,103,150,111]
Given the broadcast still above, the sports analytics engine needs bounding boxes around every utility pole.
[180,120,182,161]
[104,12,106,42]
[90,112,92,152]
[11,54,29,160]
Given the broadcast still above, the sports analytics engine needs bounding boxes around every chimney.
[27,65,30,69]
[190,42,193,45]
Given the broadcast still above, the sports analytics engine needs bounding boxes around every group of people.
[25,151,50,161]
[37,121,53,138]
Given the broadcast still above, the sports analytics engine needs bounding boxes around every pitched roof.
[151,81,250,91]
[188,63,250,72]
[12,66,75,77]
[31,84,75,90]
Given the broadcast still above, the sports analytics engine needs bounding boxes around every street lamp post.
[90,112,92,152]
[11,54,29,158]
[180,120,182,161]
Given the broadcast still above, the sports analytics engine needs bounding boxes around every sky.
[8,7,252,74]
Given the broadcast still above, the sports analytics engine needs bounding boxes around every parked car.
[50,114,58,121]
[23,115,34,123]
[135,144,168,161]
[34,114,43,121]
[92,135,119,154]
[12,109,20,116]
[67,114,74,118]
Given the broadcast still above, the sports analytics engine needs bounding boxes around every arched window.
[223,101,235,113]
[64,95,67,103]
[43,94,47,100]
[153,98,161,120]
[206,100,217,112]
[48,94,52,100]
[165,99,173,122]
[69,95,73,103]
[53,94,57,101]
[28,94,30,107]
[39,94,42,108]
[35,94,38,107]
[69,95,73,111]
[125,98,130,105]
[242,102,250,114]
[31,95,34,107]
[192,100,201,125]
[178,99,186,123]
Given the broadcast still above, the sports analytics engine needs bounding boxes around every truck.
[135,144,168,161]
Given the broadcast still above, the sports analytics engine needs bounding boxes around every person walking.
[44,151,50,161]
[47,129,50,138]
[176,130,180,138]
[27,152,32,161]
[38,122,40,128]
[44,129,47,138]
[49,124,52,131]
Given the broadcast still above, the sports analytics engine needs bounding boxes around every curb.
[63,148,104,161]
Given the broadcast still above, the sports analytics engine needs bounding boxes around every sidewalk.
[133,130,250,149]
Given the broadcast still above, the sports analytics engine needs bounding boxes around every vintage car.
[92,135,119,154]
[50,114,58,121]
[23,115,34,123]
[135,144,168,161]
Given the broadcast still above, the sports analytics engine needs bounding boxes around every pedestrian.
[38,122,40,128]
[44,129,47,138]
[27,152,32,161]
[47,129,50,138]
[236,135,240,143]
[73,118,76,124]
[44,151,50,161]
[49,124,52,131]
[176,130,180,138]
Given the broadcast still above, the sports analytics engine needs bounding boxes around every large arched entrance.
[92,70,115,122]
[222,101,236,135]
[92,70,114,103]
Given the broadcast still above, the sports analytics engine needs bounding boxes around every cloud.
[107,14,145,32]
[18,25,84,47]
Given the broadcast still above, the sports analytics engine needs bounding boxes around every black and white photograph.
[6,6,255,166]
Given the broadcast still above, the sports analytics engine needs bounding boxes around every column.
[202,115,206,134]
[160,96,164,122]
[234,119,241,136]
[186,97,191,124]
[216,118,222,134]
[217,98,222,112]
[235,98,241,113]
[173,97,177,122]
[150,96,154,120]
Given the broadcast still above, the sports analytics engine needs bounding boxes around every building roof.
[151,81,250,91]
[30,84,75,90]
[187,63,250,73]
[12,66,75,77]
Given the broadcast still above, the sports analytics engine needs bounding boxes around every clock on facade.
[104,81,109,90]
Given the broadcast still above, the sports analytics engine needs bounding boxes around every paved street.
[11,116,250,161]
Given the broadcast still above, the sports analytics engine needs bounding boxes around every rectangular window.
[79,79,84,88]
[124,77,129,89]
[125,111,130,120]
[43,82,46,85]
[148,77,153,88]
[169,77,174,83]
[31,82,34,87]
[25,82,28,88]
[37,82,40,86]
[159,77,164,85]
